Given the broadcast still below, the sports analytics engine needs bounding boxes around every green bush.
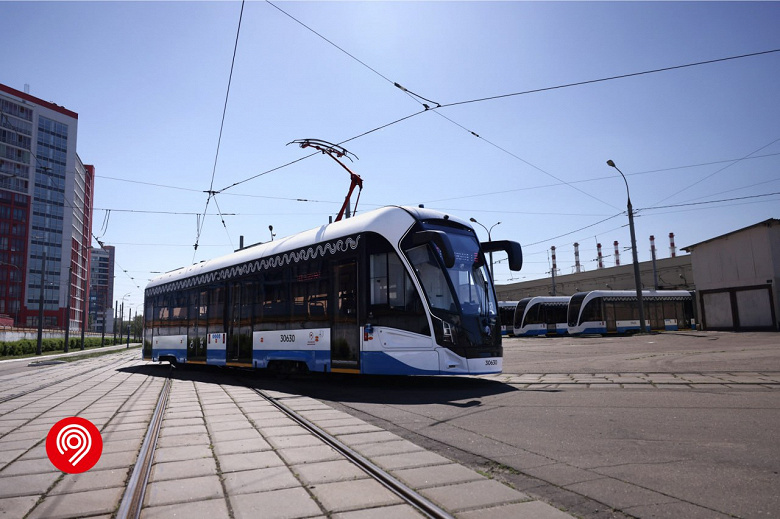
[0,335,132,357]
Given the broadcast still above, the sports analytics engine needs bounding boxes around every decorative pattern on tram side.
[146,235,362,296]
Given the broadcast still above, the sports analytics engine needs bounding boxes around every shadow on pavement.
[117,361,523,406]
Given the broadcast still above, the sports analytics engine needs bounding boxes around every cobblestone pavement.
[0,349,573,519]
[488,371,780,389]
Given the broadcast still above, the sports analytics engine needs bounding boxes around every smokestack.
[551,246,557,273]
[650,235,659,290]
[574,242,581,273]
[613,240,620,266]
[669,232,676,258]
[597,243,604,269]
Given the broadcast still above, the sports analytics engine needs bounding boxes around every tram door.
[605,301,617,333]
[228,283,241,363]
[331,260,360,372]
[188,290,208,363]
[227,282,252,365]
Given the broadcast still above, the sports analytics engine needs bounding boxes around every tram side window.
[291,261,329,328]
[516,300,531,328]
[614,300,636,321]
[154,294,172,336]
[249,281,265,331]
[171,292,188,335]
[198,289,208,322]
[550,304,568,325]
[144,299,153,331]
[369,251,429,335]
[143,298,154,355]
[240,281,257,331]
[581,299,603,323]
[525,304,542,325]
[262,271,289,331]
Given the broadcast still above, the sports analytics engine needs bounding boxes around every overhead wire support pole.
[607,160,647,333]
[288,139,363,222]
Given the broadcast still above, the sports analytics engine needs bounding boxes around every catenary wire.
[649,137,780,207]
[439,49,780,108]
[194,0,245,257]
[244,7,780,214]
[262,2,617,210]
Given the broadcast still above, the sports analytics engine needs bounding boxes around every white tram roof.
[524,296,571,304]
[146,205,472,291]
[573,290,692,299]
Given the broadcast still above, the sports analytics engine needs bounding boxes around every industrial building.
[682,219,779,331]
[497,221,780,332]
[497,235,692,301]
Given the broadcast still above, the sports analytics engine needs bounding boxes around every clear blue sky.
[3,1,779,311]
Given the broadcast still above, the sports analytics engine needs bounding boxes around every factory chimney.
[650,235,659,290]
[669,232,677,258]
[597,243,604,269]
[614,240,620,266]
[574,242,582,273]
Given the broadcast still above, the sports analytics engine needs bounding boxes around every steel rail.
[116,374,172,519]
[252,387,455,519]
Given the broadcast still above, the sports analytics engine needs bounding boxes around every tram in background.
[498,301,519,336]
[143,206,522,376]
[513,296,571,337]
[567,290,695,335]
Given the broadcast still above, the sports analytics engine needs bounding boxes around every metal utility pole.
[64,266,72,353]
[607,160,647,332]
[36,252,46,355]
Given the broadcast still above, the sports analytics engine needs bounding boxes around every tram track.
[251,387,456,519]
[116,372,455,519]
[116,372,172,519]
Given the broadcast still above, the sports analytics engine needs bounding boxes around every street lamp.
[607,160,647,332]
[469,218,501,279]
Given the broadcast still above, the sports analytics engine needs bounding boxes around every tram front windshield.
[406,232,498,345]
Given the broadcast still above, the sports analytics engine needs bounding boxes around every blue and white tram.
[498,301,519,336]
[513,296,570,337]
[143,206,523,376]
[567,290,695,335]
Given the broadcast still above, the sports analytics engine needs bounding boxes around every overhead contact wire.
[194,0,245,258]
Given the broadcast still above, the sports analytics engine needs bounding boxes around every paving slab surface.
[0,349,572,518]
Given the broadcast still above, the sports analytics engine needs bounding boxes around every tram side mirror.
[482,240,523,271]
[412,231,455,269]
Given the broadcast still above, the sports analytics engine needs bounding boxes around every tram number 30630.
[485,359,498,366]
[280,334,296,343]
